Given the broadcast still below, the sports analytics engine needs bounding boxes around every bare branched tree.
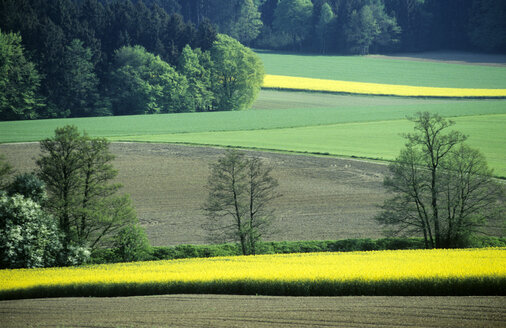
[203,150,280,255]
[376,112,504,248]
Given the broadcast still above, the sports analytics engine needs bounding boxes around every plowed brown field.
[0,142,388,246]
[1,295,505,327]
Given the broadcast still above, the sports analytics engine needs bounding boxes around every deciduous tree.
[0,30,44,120]
[113,224,152,262]
[345,5,379,54]
[177,45,213,112]
[376,112,504,248]
[223,0,263,45]
[108,45,188,115]
[209,34,264,111]
[272,0,313,50]
[203,150,279,255]
[6,173,46,204]
[316,3,335,54]
[37,125,138,252]
[37,125,84,249]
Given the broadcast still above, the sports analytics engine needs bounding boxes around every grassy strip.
[257,51,506,88]
[263,75,506,98]
[2,248,505,299]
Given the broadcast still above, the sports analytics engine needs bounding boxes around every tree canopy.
[272,0,313,50]
[0,0,273,120]
[109,45,188,115]
[210,34,264,111]
[375,112,505,248]
[176,0,506,54]
[203,150,279,255]
[0,30,44,120]
[0,0,218,120]
[36,125,138,253]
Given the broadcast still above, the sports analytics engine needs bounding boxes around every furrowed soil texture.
[1,295,505,328]
[0,142,389,246]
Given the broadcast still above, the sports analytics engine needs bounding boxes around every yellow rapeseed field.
[1,248,504,298]
[263,74,506,98]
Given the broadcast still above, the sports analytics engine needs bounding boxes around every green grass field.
[113,114,506,177]
[1,91,505,176]
[257,51,506,88]
[1,91,505,141]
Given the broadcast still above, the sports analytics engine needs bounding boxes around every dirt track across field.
[1,294,505,327]
[0,142,389,246]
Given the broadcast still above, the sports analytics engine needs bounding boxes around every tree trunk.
[232,168,247,255]
[431,168,441,248]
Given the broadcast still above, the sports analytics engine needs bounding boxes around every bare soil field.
[0,142,388,246]
[1,294,505,327]
[368,51,506,67]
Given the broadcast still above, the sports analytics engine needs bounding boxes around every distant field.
[257,51,506,88]
[263,74,506,97]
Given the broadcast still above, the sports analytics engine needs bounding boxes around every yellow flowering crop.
[1,248,504,298]
[263,74,506,98]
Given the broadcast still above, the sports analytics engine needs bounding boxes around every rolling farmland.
[1,91,506,175]
[1,0,506,325]
[119,110,505,176]
[1,53,505,251]
[1,52,505,328]
[0,142,390,246]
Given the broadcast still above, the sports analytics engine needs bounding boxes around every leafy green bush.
[467,236,506,248]
[150,238,427,261]
[89,248,118,264]
[98,236,499,263]
[6,173,46,203]
[113,224,152,262]
[152,243,241,260]
[0,194,62,268]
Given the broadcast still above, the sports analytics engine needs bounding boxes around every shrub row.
[90,236,506,264]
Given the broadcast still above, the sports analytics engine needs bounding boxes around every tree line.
[148,0,506,54]
[0,0,263,120]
